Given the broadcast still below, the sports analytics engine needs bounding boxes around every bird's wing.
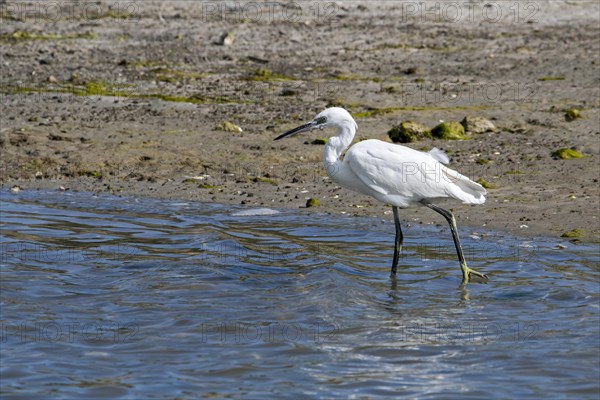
[345,140,443,197]
[344,140,485,204]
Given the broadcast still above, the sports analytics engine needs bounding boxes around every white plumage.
[340,139,486,207]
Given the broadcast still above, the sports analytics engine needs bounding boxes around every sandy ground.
[1,0,599,242]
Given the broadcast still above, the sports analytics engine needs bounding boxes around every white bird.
[275,107,488,283]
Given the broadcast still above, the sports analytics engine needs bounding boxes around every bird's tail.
[442,167,486,204]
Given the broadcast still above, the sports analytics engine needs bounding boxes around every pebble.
[219,32,234,46]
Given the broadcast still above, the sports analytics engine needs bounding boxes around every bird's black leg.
[421,201,488,283]
[391,206,404,275]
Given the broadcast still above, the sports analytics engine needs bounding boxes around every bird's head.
[274,107,357,141]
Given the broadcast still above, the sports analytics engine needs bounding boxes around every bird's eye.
[316,116,327,124]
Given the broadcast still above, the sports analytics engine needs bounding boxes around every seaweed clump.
[564,109,581,122]
[431,122,467,140]
[552,148,583,159]
[306,198,320,207]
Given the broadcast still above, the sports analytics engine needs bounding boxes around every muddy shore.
[1,1,599,241]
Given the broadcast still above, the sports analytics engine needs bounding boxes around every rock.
[387,121,431,143]
[306,198,320,207]
[505,122,531,135]
[461,116,496,134]
[280,89,298,96]
[216,121,243,133]
[48,75,58,83]
[219,32,234,46]
[431,121,467,140]
[564,109,581,122]
[561,229,583,238]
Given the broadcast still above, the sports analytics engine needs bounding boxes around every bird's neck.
[323,122,355,167]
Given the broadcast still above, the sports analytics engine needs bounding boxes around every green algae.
[2,30,96,41]
[476,178,497,189]
[9,82,237,105]
[306,198,321,207]
[561,229,583,238]
[247,68,295,82]
[564,109,582,122]
[552,148,584,159]
[431,122,467,140]
[252,177,278,185]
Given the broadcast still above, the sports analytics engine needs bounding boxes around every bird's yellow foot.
[461,264,488,283]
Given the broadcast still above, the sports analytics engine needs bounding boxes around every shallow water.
[1,190,598,399]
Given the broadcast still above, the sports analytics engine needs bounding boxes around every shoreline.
[4,178,598,244]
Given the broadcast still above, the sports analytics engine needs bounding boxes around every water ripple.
[1,190,598,399]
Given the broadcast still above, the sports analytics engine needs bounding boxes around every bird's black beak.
[274,120,318,141]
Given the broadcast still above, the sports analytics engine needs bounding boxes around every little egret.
[275,107,488,283]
